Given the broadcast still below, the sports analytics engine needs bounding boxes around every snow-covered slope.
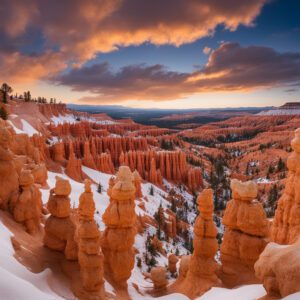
[257,108,300,116]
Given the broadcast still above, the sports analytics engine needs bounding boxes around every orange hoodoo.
[77,180,105,299]
[65,141,84,182]
[13,169,43,234]
[271,128,300,244]
[220,179,269,287]
[0,124,19,211]
[133,169,143,198]
[174,188,220,299]
[101,166,137,289]
[44,176,78,260]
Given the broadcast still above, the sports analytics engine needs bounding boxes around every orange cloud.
[0,0,267,82]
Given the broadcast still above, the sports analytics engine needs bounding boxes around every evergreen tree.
[97,182,102,194]
[277,157,286,172]
[149,185,155,196]
[1,83,12,103]
[0,107,8,120]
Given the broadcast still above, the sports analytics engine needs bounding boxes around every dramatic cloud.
[0,0,267,82]
[55,43,300,102]
[55,63,190,101]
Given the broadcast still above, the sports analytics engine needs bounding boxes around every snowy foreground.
[1,166,300,299]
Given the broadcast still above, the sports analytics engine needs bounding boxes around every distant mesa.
[258,102,300,116]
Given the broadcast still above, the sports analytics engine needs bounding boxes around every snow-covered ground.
[257,108,300,116]
[7,119,39,137]
[50,114,117,126]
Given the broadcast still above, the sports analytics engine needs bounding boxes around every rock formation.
[0,125,19,211]
[65,142,84,182]
[271,128,300,244]
[13,169,42,234]
[168,254,178,275]
[133,170,143,198]
[102,166,137,289]
[220,179,269,286]
[174,189,220,299]
[82,141,96,169]
[151,267,168,291]
[77,180,105,298]
[255,238,300,299]
[44,176,78,260]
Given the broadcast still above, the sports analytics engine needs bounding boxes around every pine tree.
[1,83,12,103]
[97,183,102,194]
[149,185,155,196]
[0,107,8,120]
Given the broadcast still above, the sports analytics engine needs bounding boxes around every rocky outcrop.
[82,141,96,169]
[44,176,78,260]
[255,238,300,299]
[133,170,143,198]
[14,169,42,234]
[102,166,137,289]
[174,189,220,299]
[151,267,168,291]
[120,150,202,190]
[0,124,19,211]
[271,128,300,244]
[168,254,178,275]
[50,142,66,163]
[220,179,269,287]
[65,142,84,182]
[77,180,105,299]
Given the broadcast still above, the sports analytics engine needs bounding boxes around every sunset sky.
[1,0,300,108]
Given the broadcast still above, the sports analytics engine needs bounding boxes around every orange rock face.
[255,238,300,298]
[13,169,42,234]
[271,128,300,244]
[77,181,105,298]
[151,266,168,291]
[44,176,78,260]
[133,170,143,198]
[220,179,269,286]
[65,142,84,182]
[102,166,137,289]
[0,124,19,211]
[175,189,220,299]
[168,254,178,275]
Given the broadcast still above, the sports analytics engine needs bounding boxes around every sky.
[1,0,300,109]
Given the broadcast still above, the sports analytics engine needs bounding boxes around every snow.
[196,284,266,300]
[21,119,39,136]
[258,109,300,116]
[0,216,68,300]
[7,120,25,135]
[282,292,300,299]
[50,114,117,126]
[256,177,273,184]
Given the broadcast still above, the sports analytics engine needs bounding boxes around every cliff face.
[271,128,300,244]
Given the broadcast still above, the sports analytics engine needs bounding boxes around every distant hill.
[258,102,300,116]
